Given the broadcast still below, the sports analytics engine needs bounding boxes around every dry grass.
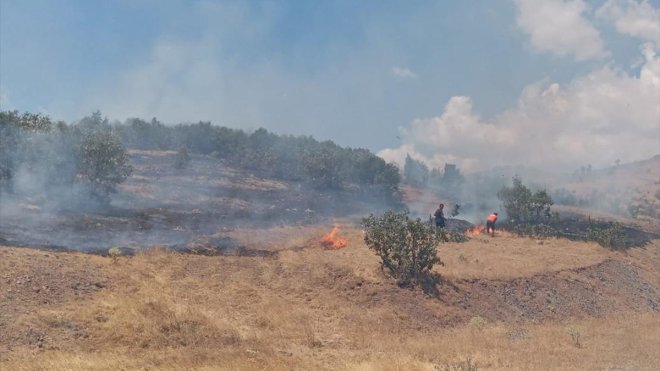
[1,227,658,370]
[437,234,614,279]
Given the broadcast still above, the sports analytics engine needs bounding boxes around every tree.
[77,130,133,204]
[301,141,343,189]
[362,210,444,286]
[403,154,428,186]
[0,111,56,193]
[497,177,553,225]
[451,204,461,217]
[437,163,464,193]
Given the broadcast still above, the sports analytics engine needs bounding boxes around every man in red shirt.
[486,213,498,236]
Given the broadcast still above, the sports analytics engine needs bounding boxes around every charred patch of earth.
[180,236,274,257]
[551,214,659,247]
[498,212,659,248]
[0,183,398,254]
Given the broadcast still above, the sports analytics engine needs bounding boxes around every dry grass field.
[1,224,658,370]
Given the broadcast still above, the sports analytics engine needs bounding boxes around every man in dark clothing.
[434,203,446,228]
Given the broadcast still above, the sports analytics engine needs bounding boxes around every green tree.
[588,221,628,249]
[451,204,461,217]
[0,111,56,193]
[403,154,429,186]
[435,163,465,195]
[362,210,444,286]
[497,177,553,225]
[77,130,133,204]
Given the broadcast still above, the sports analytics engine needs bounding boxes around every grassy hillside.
[1,225,658,370]
[1,124,658,370]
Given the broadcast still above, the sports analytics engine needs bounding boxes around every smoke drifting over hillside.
[0,115,404,253]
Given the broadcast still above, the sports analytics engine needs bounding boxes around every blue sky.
[1,0,658,171]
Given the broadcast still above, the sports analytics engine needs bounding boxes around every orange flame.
[320,224,347,249]
[465,222,513,237]
[465,223,485,237]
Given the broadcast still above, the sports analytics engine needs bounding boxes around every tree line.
[114,116,400,192]
[0,111,401,205]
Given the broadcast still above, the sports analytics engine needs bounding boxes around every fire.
[464,223,513,237]
[320,224,347,249]
[465,223,485,237]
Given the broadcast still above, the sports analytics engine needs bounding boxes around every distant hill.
[547,155,660,224]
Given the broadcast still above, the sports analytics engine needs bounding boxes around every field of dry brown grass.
[1,224,658,370]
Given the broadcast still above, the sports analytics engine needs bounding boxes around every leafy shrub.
[362,210,444,286]
[77,130,133,204]
[468,316,487,330]
[0,111,55,192]
[498,177,553,226]
[588,221,628,249]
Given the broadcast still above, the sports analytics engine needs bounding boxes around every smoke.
[0,119,403,252]
[379,1,660,220]
[378,42,659,174]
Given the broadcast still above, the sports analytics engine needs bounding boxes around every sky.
[1,0,658,172]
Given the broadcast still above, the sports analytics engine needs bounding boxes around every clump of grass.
[565,325,582,348]
[302,317,321,348]
[468,316,487,330]
[439,357,478,371]
[108,247,122,264]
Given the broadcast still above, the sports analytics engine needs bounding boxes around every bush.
[0,111,55,192]
[498,177,553,225]
[77,130,133,204]
[451,204,461,217]
[588,221,628,249]
[362,210,444,286]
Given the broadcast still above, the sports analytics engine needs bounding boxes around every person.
[434,203,446,229]
[486,212,498,236]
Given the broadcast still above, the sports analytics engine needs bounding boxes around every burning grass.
[320,224,348,249]
[465,223,513,238]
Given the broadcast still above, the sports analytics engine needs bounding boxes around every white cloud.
[596,0,660,42]
[392,66,417,79]
[515,0,607,61]
[378,44,660,172]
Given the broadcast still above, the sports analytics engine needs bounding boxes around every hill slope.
[1,226,658,370]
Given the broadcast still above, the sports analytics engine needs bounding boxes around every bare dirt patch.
[0,247,107,354]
